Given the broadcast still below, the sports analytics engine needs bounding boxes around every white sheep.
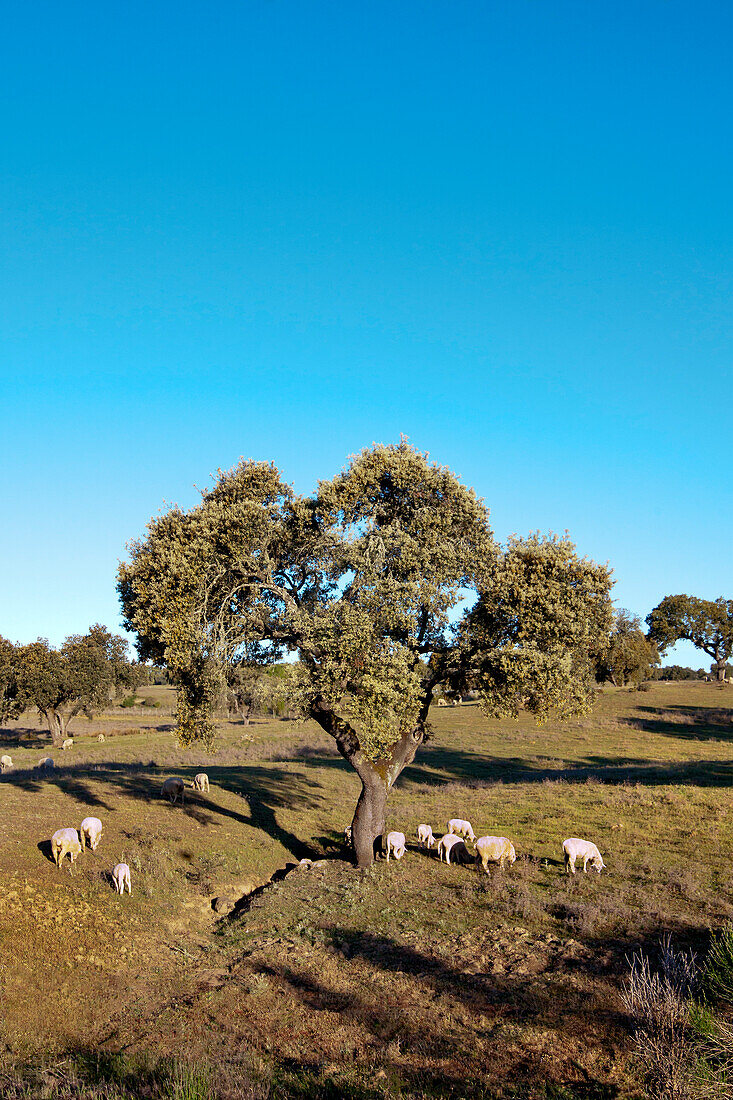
[437,698,447,707]
[113,863,132,895]
[51,828,82,868]
[97,733,106,743]
[416,823,436,849]
[36,756,54,770]
[192,772,210,793]
[161,777,185,804]
[563,837,605,874]
[80,817,103,852]
[437,833,470,865]
[1,754,13,771]
[475,835,516,871]
[61,738,73,750]
[385,831,406,861]
[447,818,476,843]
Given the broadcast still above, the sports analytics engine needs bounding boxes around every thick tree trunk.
[714,658,727,682]
[44,710,68,747]
[309,695,428,869]
[352,772,388,867]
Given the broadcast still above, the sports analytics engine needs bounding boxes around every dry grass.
[1,681,732,1096]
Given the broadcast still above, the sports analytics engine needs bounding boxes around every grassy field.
[1,681,732,1098]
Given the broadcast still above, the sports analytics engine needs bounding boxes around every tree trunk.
[44,709,68,747]
[309,696,427,869]
[714,658,727,682]
[352,771,388,867]
[348,727,426,868]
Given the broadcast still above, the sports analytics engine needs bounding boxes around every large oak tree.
[647,595,733,682]
[118,442,614,867]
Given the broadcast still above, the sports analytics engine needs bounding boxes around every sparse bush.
[623,936,698,1099]
[702,922,733,1006]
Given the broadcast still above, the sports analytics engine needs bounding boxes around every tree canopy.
[594,609,660,687]
[646,595,733,682]
[0,635,22,726]
[14,624,140,745]
[119,442,614,866]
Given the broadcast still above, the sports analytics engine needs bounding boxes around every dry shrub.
[623,936,698,1099]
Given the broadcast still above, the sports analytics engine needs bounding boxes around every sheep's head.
[591,855,604,873]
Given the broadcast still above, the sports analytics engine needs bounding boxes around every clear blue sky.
[1,1,731,669]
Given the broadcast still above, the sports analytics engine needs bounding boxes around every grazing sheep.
[113,863,132,895]
[192,772,210,793]
[1,754,13,771]
[97,733,106,743]
[447,818,476,843]
[344,825,353,846]
[160,777,185,804]
[437,698,447,707]
[563,837,605,874]
[475,835,516,872]
[61,738,73,750]
[385,831,406,861]
[80,817,103,852]
[437,833,470,865]
[36,757,54,770]
[51,828,82,868]
[416,823,436,849]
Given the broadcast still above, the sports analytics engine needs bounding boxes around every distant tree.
[118,442,614,867]
[0,636,22,726]
[647,596,733,683]
[14,624,141,746]
[649,665,706,682]
[595,610,660,687]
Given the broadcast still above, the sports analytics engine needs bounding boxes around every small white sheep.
[475,835,516,871]
[447,818,476,842]
[416,823,436,849]
[161,777,185,804]
[1,754,13,771]
[113,863,132,895]
[437,698,447,707]
[37,756,54,770]
[51,828,82,868]
[97,733,106,743]
[563,837,605,874]
[192,772,210,793]
[80,816,103,852]
[61,738,73,750]
[385,831,406,861]
[437,833,470,865]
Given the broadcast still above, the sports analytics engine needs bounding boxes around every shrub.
[623,936,698,1099]
[702,922,733,1006]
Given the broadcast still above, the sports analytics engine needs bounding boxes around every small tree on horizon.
[118,442,614,868]
[595,609,660,687]
[14,624,141,746]
[647,596,733,683]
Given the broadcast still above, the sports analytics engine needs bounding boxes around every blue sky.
[1,1,731,669]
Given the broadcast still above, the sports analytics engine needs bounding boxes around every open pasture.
[1,681,733,1098]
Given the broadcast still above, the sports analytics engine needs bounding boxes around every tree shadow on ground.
[5,762,323,862]
[268,741,733,789]
[620,704,733,742]
[253,923,627,1099]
